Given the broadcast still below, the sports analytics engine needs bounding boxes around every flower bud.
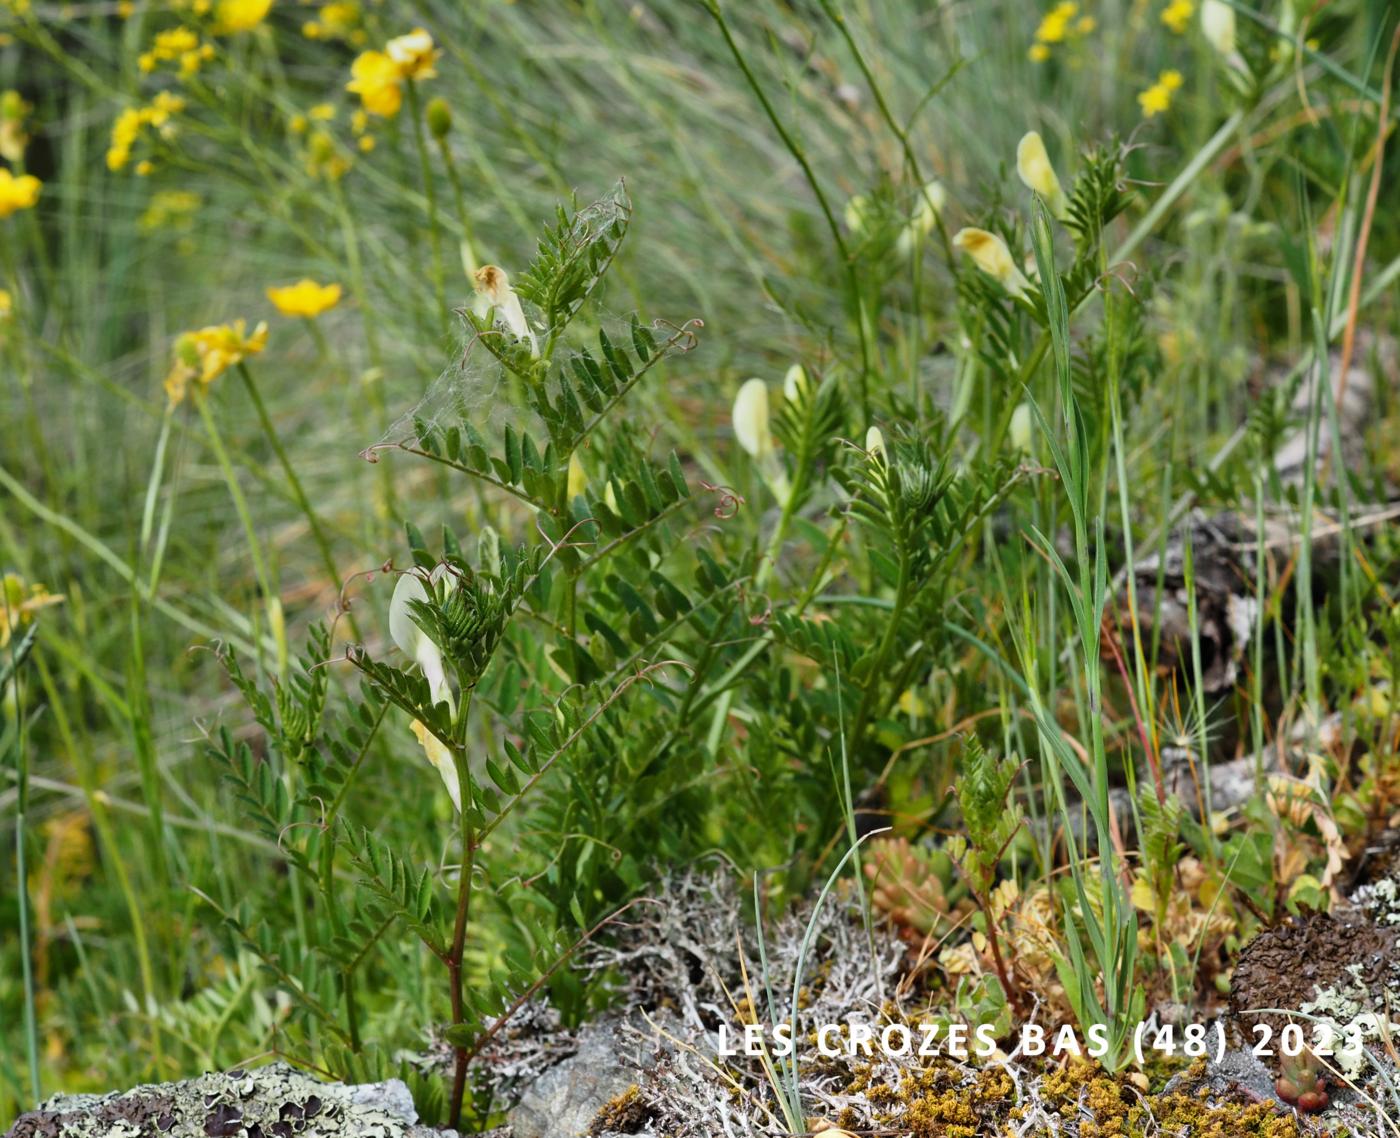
[782,363,808,402]
[865,425,886,462]
[1010,403,1034,453]
[425,96,452,139]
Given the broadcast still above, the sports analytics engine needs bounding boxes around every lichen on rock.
[4,1063,445,1138]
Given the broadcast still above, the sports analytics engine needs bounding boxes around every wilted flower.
[266,279,342,318]
[952,228,1030,299]
[0,167,39,218]
[1201,0,1236,55]
[390,568,462,812]
[896,180,946,258]
[1016,131,1065,216]
[732,378,790,504]
[216,0,272,34]
[472,265,534,351]
[2,572,64,649]
[164,319,268,405]
[347,50,404,117]
[385,28,439,80]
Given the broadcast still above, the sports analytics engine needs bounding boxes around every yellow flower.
[2,573,64,648]
[1034,1,1077,44]
[216,0,272,33]
[1161,0,1193,34]
[164,319,268,405]
[0,287,11,319]
[0,167,40,217]
[1137,69,1183,118]
[385,27,439,81]
[1030,2,1094,60]
[346,50,403,117]
[1015,130,1065,215]
[266,279,342,318]
[952,227,1030,299]
[309,102,335,121]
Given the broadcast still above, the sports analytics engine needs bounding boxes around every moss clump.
[1029,1060,1313,1138]
[588,1085,649,1135]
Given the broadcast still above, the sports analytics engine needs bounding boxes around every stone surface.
[506,1019,636,1138]
[4,1064,448,1138]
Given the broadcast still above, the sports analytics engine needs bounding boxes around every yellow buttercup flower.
[1161,0,1193,34]
[0,288,11,319]
[385,28,439,81]
[347,50,404,117]
[2,573,64,648]
[216,0,272,33]
[164,319,268,406]
[266,279,342,318]
[1029,1,1094,61]
[0,167,40,217]
[1138,69,1183,118]
[952,228,1030,300]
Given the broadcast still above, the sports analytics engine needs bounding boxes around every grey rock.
[506,1020,636,1138]
[4,1063,449,1138]
[1163,1048,1278,1102]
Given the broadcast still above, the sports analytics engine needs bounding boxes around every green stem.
[195,390,285,673]
[701,0,874,418]
[406,79,448,323]
[236,363,353,635]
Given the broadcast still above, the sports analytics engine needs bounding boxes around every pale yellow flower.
[266,279,342,319]
[952,228,1030,299]
[385,27,439,81]
[733,378,790,504]
[567,451,587,499]
[472,265,533,349]
[896,180,946,258]
[390,567,462,813]
[865,425,887,462]
[1016,131,1065,216]
[347,50,404,117]
[0,167,40,217]
[1201,0,1236,55]
[216,0,272,33]
[732,378,773,460]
